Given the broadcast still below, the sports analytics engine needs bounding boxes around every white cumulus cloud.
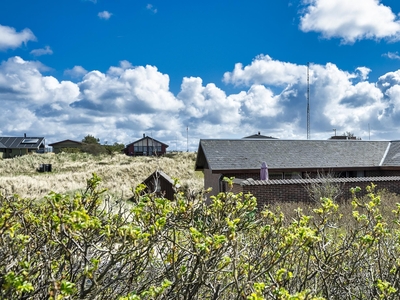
[223,54,305,87]
[0,24,36,50]
[3,55,400,146]
[383,52,400,60]
[98,11,112,20]
[64,66,88,78]
[299,0,400,43]
[30,46,53,56]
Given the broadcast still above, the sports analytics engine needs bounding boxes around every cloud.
[355,67,371,80]
[3,55,400,147]
[83,0,97,3]
[383,52,400,60]
[0,24,36,50]
[146,4,158,14]
[30,46,53,56]
[223,54,395,139]
[98,11,112,20]
[64,66,88,78]
[223,54,305,87]
[299,0,400,43]
[178,77,242,126]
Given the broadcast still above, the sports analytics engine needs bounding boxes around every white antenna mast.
[186,126,189,152]
[307,62,310,140]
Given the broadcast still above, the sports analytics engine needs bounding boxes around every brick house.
[0,135,45,158]
[124,134,168,156]
[195,139,400,203]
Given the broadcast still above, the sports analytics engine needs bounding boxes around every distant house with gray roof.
[0,135,45,158]
[48,139,83,154]
[123,134,168,156]
[243,132,277,139]
[195,139,400,201]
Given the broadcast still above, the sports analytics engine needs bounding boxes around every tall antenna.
[307,62,310,140]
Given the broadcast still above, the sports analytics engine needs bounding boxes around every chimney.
[143,133,145,138]
[258,131,260,135]
[24,133,26,138]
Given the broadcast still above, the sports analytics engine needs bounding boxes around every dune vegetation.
[0,152,203,200]
[3,152,400,299]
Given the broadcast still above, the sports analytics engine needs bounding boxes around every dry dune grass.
[0,152,203,199]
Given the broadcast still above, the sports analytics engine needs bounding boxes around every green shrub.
[1,177,400,299]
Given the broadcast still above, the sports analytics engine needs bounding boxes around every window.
[284,172,301,179]
[21,138,39,144]
[269,173,283,180]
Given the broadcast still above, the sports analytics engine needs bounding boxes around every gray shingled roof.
[381,141,400,166]
[196,139,400,171]
[0,137,45,149]
[48,139,82,146]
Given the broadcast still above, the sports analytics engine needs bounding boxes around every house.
[48,139,83,154]
[0,135,46,158]
[195,139,400,203]
[243,132,277,139]
[142,170,177,200]
[124,134,168,156]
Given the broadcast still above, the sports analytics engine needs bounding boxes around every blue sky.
[1,0,400,150]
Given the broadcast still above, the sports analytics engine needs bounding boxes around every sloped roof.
[48,139,82,146]
[126,136,168,147]
[380,141,400,166]
[143,170,174,185]
[0,137,45,149]
[243,133,277,139]
[195,139,400,172]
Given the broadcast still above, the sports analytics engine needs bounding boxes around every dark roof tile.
[196,139,399,171]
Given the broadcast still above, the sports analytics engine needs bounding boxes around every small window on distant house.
[284,172,301,179]
[269,173,283,180]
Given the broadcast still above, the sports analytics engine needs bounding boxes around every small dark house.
[142,170,177,200]
[48,139,83,154]
[124,134,168,156]
[0,135,45,158]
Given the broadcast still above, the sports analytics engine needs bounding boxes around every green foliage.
[104,143,125,156]
[80,135,124,156]
[82,134,100,144]
[59,147,82,154]
[81,143,106,156]
[2,178,400,299]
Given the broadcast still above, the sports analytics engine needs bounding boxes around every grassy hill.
[0,152,203,199]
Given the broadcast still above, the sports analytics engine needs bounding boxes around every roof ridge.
[379,141,391,166]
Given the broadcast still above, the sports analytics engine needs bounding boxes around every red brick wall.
[234,178,400,208]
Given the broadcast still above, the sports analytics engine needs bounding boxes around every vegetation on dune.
[1,170,400,299]
[0,152,203,200]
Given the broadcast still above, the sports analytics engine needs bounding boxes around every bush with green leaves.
[1,175,400,299]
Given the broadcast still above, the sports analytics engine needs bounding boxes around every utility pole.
[186,127,189,152]
[307,62,310,140]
